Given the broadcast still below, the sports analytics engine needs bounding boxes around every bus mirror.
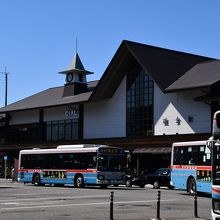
[216,112,220,129]
[213,111,220,139]
[215,142,220,147]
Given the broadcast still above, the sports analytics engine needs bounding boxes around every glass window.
[52,121,58,141]
[72,121,79,139]
[126,67,153,136]
[45,119,79,142]
[173,145,210,166]
[65,120,71,140]
[59,121,65,140]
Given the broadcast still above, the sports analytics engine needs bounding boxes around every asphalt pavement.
[0,179,212,220]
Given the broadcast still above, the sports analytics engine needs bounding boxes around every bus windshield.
[97,155,124,172]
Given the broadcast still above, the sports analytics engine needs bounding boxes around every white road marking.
[0,199,178,211]
[0,194,108,203]
[1,203,20,205]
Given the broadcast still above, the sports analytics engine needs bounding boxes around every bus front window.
[97,155,124,172]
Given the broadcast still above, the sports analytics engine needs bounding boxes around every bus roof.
[57,144,107,149]
[172,140,207,147]
[20,147,99,155]
[19,145,121,155]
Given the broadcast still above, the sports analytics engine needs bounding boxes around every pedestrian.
[11,167,15,182]
[5,166,10,179]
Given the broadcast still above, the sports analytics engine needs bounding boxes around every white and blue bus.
[208,111,220,220]
[18,145,125,188]
[171,140,211,195]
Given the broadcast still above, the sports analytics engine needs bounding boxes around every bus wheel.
[100,184,108,189]
[168,185,174,190]
[74,175,85,188]
[33,174,41,186]
[125,179,132,187]
[187,177,196,195]
[153,181,160,189]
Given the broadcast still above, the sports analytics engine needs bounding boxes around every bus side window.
[174,147,185,165]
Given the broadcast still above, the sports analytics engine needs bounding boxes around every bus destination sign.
[98,148,123,155]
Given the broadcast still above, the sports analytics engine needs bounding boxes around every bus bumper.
[212,210,220,220]
[97,180,124,185]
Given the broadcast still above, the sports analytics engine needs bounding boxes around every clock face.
[66,73,73,83]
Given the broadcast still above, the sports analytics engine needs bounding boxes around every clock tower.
[59,53,93,96]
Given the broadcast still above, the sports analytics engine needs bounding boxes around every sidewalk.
[0,178,20,188]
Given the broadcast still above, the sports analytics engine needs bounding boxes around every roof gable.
[90,40,214,101]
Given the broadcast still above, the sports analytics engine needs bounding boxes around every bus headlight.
[213,199,220,214]
[97,174,105,180]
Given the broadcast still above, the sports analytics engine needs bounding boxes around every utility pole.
[0,66,9,106]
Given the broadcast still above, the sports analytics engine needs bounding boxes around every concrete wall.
[10,110,39,125]
[44,105,79,122]
[10,105,80,125]
[84,76,127,138]
[154,84,211,135]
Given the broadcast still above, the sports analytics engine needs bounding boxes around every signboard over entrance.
[64,107,79,119]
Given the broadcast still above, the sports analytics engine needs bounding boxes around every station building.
[0,40,219,177]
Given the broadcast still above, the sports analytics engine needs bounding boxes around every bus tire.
[153,181,160,189]
[74,174,85,188]
[100,184,108,189]
[187,177,196,195]
[125,179,132,187]
[33,173,41,186]
[168,185,174,190]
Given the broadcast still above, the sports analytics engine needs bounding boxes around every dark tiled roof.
[90,40,214,102]
[165,60,220,92]
[0,40,217,113]
[87,80,99,91]
[0,81,98,113]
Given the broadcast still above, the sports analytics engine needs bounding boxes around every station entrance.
[129,147,171,175]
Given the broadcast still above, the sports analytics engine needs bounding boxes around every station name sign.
[64,108,79,119]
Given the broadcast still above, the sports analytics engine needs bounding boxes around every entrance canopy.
[133,147,171,154]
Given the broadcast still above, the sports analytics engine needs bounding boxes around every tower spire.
[76,38,78,54]
[58,47,93,96]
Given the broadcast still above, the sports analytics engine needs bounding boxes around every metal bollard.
[194,191,198,218]
[110,191,114,220]
[157,190,161,220]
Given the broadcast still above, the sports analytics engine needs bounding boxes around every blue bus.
[18,145,125,188]
[171,141,211,195]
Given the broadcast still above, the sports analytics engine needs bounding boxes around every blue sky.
[0,0,220,106]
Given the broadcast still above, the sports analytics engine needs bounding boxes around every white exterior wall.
[154,84,211,135]
[10,105,80,125]
[10,110,39,125]
[84,76,126,138]
[44,105,79,121]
